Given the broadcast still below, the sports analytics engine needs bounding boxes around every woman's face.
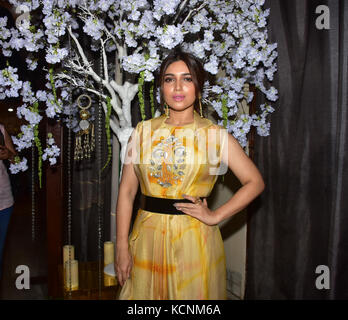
[162,60,196,111]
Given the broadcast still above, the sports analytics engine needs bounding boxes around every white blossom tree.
[0,0,278,223]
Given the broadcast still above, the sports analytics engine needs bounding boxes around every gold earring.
[199,96,203,118]
[165,103,169,118]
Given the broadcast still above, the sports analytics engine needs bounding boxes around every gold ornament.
[74,94,95,161]
[165,103,169,119]
[149,134,186,188]
[199,95,203,118]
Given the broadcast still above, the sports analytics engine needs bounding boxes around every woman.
[0,123,16,277]
[115,48,265,300]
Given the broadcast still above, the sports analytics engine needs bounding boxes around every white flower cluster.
[220,114,252,148]
[45,45,69,64]
[8,0,40,12]
[156,25,184,50]
[42,134,60,165]
[12,125,34,151]
[21,81,36,104]
[204,55,219,75]
[0,0,279,173]
[9,157,28,174]
[0,66,23,99]
[0,10,45,57]
[16,103,42,125]
[107,0,278,145]
[26,56,38,70]
[153,0,181,20]
[43,10,70,44]
[82,16,105,41]
[43,73,64,118]
[0,17,11,56]
[122,52,161,81]
[251,103,275,137]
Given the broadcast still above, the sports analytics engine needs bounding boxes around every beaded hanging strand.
[67,31,73,298]
[31,144,35,242]
[97,43,104,299]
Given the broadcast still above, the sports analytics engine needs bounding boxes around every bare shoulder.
[207,123,241,148]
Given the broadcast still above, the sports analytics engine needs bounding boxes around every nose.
[174,79,182,91]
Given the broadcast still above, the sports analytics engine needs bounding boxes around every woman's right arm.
[115,133,139,286]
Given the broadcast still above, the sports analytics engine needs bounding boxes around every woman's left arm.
[211,132,265,223]
[175,132,265,225]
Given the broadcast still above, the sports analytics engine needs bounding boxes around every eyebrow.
[164,73,192,76]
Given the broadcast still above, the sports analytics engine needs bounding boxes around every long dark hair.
[158,47,206,116]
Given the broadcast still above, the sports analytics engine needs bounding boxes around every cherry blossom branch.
[174,0,190,23]
[69,4,133,128]
[67,25,101,83]
[182,1,208,25]
[54,71,109,101]
[67,25,126,128]
[104,26,118,48]
[100,37,109,83]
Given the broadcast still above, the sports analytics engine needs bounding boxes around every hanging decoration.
[65,31,74,298]
[150,79,155,118]
[101,96,112,172]
[97,43,104,298]
[31,145,35,241]
[74,94,95,161]
[138,70,146,121]
[32,101,43,188]
[2,1,278,178]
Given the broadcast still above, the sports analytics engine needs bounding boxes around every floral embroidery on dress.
[149,134,186,188]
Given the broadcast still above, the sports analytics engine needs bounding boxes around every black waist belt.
[140,194,194,215]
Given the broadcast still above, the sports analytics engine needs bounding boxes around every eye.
[184,77,193,82]
[164,77,174,83]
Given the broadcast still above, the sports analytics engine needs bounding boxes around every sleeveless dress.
[119,110,227,300]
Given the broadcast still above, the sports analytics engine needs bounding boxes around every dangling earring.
[165,103,169,118]
[199,95,203,118]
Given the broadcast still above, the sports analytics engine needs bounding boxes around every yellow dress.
[119,110,227,300]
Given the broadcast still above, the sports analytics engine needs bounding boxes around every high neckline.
[153,109,213,132]
[162,110,199,128]
[163,120,194,127]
